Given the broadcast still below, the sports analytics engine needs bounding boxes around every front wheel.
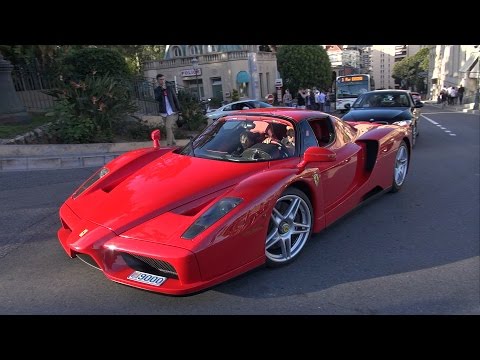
[265,188,313,267]
[389,141,409,193]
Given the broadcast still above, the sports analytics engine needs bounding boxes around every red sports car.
[57,108,412,295]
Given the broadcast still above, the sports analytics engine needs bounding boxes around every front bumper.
[58,203,211,295]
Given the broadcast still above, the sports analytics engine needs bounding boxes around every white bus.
[335,74,371,112]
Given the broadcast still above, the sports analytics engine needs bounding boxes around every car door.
[300,117,363,223]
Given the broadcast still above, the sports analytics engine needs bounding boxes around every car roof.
[228,99,265,104]
[367,89,411,94]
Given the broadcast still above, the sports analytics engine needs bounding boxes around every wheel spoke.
[292,221,311,234]
[279,237,292,259]
[284,198,301,220]
[265,230,281,249]
[271,207,284,225]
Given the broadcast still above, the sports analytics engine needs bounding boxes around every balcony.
[143,51,276,70]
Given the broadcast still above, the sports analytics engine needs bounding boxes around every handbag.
[176,114,185,128]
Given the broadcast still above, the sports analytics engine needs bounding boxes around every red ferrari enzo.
[57,108,412,295]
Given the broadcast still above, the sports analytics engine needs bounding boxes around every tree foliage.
[96,45,165,74]
[276,45,331,94]
[0,45,165,75]
[61,48,131,81]
[392,48,430,91]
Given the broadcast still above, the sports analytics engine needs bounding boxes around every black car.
[342,90,423,146]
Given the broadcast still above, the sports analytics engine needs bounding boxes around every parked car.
[342,89,423,146]
[206,99,273,123]
[57,108,412,295]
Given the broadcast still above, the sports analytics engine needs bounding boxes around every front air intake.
[121,253,178,279]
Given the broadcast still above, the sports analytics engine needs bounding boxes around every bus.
[335,74,371,112]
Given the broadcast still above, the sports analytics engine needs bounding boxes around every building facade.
[142,45,278,102]
[428,45,479,102]
[371,45,424,90]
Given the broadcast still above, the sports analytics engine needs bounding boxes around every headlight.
[393,120,412,127]
[73,167,109,199]
[182,197,242,239]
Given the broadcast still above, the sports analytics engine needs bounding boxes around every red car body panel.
[57,109,412,295]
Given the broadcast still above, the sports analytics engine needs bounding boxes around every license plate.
[127,271,166,287]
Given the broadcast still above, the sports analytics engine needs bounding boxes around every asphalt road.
[0,105,478,314]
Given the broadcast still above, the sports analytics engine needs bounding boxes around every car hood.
[343,108,411,122]
[68,152,268,234]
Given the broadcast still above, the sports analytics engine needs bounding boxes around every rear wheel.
[389,141,409,193]
[265,188,313,267]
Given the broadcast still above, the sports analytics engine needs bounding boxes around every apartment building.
[371,45,423,90]
[142,45,278,102]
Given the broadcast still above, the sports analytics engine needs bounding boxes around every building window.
[190,46,200,55]
[172,46,182,57]
[206,45,217,53]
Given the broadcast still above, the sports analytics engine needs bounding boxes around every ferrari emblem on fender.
[79,229,88,237]
[313,173,319,186]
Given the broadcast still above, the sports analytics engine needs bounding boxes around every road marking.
[422,114,456,136]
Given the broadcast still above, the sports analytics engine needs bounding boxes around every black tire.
[265,187,313,267]
[389,140,409,193]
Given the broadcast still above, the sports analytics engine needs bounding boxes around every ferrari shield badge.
[313,173,319,186]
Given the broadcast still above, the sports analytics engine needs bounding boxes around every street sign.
[275,79,283,87]
[267,94,274,104]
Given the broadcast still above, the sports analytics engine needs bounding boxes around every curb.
[0,139,191,172]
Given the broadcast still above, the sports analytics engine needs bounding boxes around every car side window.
[223,105,232,111]
[299,121,319,153]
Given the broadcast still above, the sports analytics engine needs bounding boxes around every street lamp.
[191,56,200,101]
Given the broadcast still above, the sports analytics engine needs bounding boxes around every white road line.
[422,114,438,124]
[421,114,456,136]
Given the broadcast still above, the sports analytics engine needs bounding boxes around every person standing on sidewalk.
[457,85,465,105]
[154,74,181,146]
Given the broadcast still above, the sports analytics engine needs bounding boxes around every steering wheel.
[241,147,272,160]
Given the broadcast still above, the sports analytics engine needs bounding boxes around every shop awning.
[236,71,251,83]
[459,53,479,72]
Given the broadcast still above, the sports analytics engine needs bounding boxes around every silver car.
[206,99,273,123]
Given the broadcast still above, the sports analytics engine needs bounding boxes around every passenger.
[263,123,282,145]
[281,126,295,147]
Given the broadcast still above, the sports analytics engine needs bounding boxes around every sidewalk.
[423,100,479,115]
[0,138,192,172]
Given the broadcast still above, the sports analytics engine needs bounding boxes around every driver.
[232,130,257,155]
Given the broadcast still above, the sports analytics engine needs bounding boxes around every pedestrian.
[297,88,307,109]
[324,91,331,113]
[154,74,182,146]
[283,89,293,107]
[440,88,448,108]
[318,90,326,112]
[457,85,465,105]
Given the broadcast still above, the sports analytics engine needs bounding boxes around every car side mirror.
[414,100,424,108]
[297,146,336,170]
[344,103,351,110]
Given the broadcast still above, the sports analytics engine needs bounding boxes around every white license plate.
[127,271,166,287]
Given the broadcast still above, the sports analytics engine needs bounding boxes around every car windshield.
[352,92,411,108]
[177,117,294,162]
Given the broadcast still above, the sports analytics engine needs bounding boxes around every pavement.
[1,102,478,172]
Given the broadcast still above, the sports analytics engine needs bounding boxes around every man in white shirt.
[154,74,182,146]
